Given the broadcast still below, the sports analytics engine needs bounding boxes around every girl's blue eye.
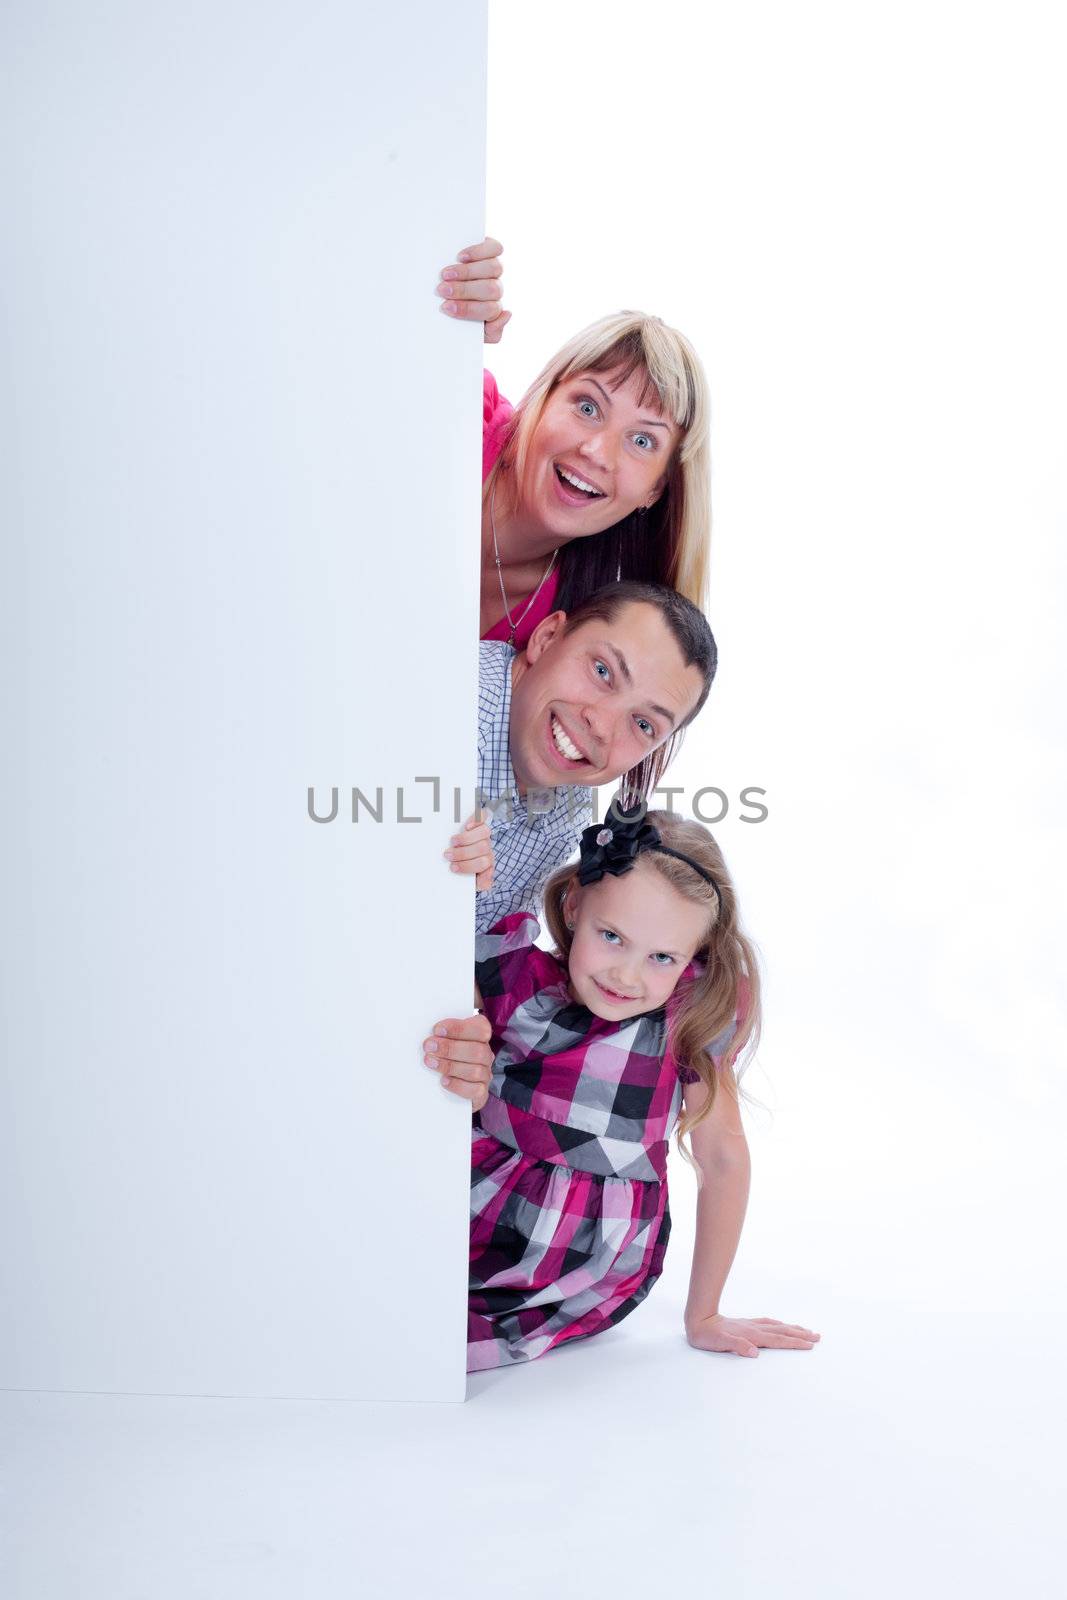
[600,929,621,945]
[652,953,675,966]
[594,659,611,681]
[635,716,654,737]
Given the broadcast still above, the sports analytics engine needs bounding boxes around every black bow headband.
[576,803,724,918]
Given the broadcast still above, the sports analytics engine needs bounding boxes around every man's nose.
[579,700,612,760]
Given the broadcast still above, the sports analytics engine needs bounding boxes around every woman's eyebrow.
[585,377,671,430]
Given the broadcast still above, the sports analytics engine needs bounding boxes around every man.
[426,581,717,1094]
[450,579,717,932]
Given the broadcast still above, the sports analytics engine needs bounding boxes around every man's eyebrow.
[602,641,633,688]
[584,376,671,431]
[600,641,678,731]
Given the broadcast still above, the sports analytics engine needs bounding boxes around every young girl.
[447,804,819,1371]
[435,238,712,648]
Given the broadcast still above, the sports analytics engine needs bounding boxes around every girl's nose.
[611,962,642,995]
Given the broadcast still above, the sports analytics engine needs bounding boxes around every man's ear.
[524,608,568,664]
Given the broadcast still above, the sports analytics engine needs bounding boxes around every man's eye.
[594,659,611,681]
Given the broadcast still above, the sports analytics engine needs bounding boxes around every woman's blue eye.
[635,716,654,737]
[600,929,621,945]
[652,953,675,966]
[633,433,654,451]
[577,398,598,418]
[594,659,611,681]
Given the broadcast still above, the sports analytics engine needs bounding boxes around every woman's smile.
[551,461,607,506]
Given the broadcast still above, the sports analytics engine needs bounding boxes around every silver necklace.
[489,480,559,647]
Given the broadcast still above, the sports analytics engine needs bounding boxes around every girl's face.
[563,865,710,1022]
[517,365,681,540]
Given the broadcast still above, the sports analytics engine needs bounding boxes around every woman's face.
[516,364,682,539]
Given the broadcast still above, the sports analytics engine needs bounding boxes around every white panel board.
[0,1,486,1400]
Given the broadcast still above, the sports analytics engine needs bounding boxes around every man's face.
[508,602,705,792]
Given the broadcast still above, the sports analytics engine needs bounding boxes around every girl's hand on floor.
[443,811,494,892]
[685,1314,821,1358]
[423,1013,493,1113]
[436,236,511,343]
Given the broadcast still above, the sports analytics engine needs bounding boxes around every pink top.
[480,369,560,650]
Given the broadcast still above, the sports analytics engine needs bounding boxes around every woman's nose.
[577,431,617,473]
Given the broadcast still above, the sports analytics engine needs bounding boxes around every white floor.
[4,1123,1062,1600]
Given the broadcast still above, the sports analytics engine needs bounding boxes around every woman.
[437,239,712,650]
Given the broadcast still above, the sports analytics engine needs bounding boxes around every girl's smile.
[593,977,638,1005]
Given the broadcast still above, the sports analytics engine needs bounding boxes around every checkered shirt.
[475,641,592,935]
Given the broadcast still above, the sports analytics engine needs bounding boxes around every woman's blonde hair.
[484,311,711,615]
[540,810,760,1175]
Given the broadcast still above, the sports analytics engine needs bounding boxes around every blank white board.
[0,1,486,1401]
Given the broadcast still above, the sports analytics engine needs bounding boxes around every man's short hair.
[561,580,717,730]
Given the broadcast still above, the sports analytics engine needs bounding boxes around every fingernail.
[434,1026,448,1037]
[442,268,459,280]
[458,251,471,261]
[441,1077,452,1088]
[441,302,457,315]
[424,1057,439,1069]
[443,849,453,859]
[441,283,454,297]
[425,1039,438,1052]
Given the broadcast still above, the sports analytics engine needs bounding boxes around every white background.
[1,0,485,1402]
[482,0,1067,1586]
[486,0,1066,1344]
[3,1,1065,1595]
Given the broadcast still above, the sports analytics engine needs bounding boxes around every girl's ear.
[562,883,581,931]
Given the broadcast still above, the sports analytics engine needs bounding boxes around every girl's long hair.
[483,311,711,617]
[541,811,760,1174]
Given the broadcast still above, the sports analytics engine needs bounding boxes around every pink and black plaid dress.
[468,912,705,1372]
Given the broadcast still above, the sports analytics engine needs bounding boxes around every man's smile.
[546,711,597,773]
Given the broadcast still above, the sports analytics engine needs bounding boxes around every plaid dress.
[468,912,705,1372]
